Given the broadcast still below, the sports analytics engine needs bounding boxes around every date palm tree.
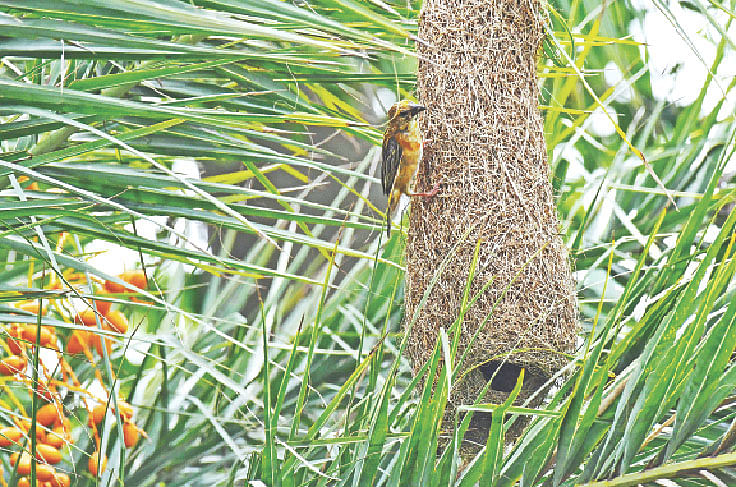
[0,1,735,486]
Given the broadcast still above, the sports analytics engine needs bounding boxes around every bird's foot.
[409,182,440,198]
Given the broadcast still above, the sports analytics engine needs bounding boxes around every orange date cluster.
[0,269,148,484]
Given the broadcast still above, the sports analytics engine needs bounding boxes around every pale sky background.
[593,0,736,136]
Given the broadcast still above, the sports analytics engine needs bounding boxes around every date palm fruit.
[50,472,70,487]
[0,355,27,375]
[74,311,99,327]
[120,270,148,290]
[92,400,133,424]
[0,426,23,447]
[46,421,73,448]
[35,463,56,481]
[123,421,139,448]
[105,270,147,295]
[94,298,111,316]
[105,310,128,334]
[20,326,56,347]
[7,335,24,354]
[88,451,107,476]
[66,331,88,355]
[10,452,32,475]
[35,444,62,464]
[36,404,63,427]
[44,430,64,449]
[89,332,112,356]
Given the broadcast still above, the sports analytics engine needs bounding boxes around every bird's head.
[387,100,426,120]
[386,100,426,130]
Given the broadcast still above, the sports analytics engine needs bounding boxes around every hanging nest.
[406,0,578,452]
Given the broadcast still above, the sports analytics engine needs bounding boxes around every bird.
[381,100,439,237]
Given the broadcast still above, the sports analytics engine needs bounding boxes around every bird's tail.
[386,190,400,237]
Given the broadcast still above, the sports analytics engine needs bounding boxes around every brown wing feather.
[381,134,401,196]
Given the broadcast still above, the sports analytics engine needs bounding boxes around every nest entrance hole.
[480,360,524,392]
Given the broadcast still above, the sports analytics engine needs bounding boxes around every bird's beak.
[409,103,426,116]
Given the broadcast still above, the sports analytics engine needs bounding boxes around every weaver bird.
[381,100,439,236]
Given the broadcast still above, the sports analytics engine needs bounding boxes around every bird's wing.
[381,134,401,196]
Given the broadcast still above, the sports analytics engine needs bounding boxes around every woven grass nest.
[405,0,578,451]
